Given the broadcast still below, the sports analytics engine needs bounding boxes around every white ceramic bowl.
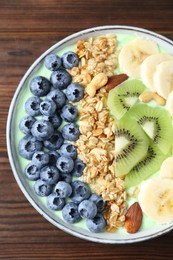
[6,25,173,243]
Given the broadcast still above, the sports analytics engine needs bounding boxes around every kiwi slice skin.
[115,116,149,176]
[125,143,168,189]
[128,104,173,154]
[107,79,146,120]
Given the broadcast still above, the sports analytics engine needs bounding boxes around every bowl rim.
[6,25,173,244]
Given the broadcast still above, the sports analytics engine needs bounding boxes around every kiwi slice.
[115,116,149,177]
[107,79,146,120]
[125,143,168,188]
[128,104,173,154]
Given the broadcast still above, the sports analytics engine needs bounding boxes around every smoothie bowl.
[6,26,173,243]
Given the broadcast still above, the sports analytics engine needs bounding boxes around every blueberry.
[59,143,77,159]
[72,159,86,177]
[89,193,106,213]
[61,104,78,122]
[47,192,65,210]
[86,213,106,233]
[62,51,79,69]
[59,172,72,183]
[40,100,57,116]
[44,54,62,71]
[55,181,72,198]
[44,132,63,150]
[50,69,72,90]
[24,162,40,181]
[62,202,81,224]
[47,89,66,109]
[56,156,74,174]
[65,83,84,102]
[43,113,62,129]
[34,179,52,196]
[18,135,43,160]
[32,151,49,168]
[29,76,51,97]
[31,119,54,141]
[19,116,36,135]
[25,96,42,116]
[78,200,97,219]
[49,151,60,166]
[71,180,91,203]
[61,123,80,141]
[40,165,59,185]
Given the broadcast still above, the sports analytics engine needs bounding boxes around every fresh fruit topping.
[62,51,79,69]
[61,123,80,141]
[31,119,54,141]
[18,135,43,160]
[119,37,159,78]
[59,143,77,160]
[86,213,106,233]
[51,69,72,90]
[107,79,146,120]
[153,60,173,99]
[25,96,42,116]
[114,116,149,176]
[166,90,173,117]
[32,151,49,168]
[139,91,166,106]
[65,83,84,102]
[47,89,66,108]
[85,73,108,97]
[43,132,64,151]
[39,100,56,116]
[56,155,74,174]
[78,200,97,219]
[138,177,173,224]
[34,179,52,197]
[141,53,173,91]
[124,202,143,234]
[70,180,91,203]
[24,162,40,181]
[44,54,62,71]
[47,192,65,210]
[105,74,128,92]
[43,113,62,129]
[125,143,167,188]
[60,104,78,122]
[160,157,173,179]
[71,159,86,177]
[55,181,72,198]
[40,165,60,185]
[19,116,36,135]
[48,151,60,166]
[128,104,173,154]
[62,202,81,224]
[89,193,106,213]
[29,76,52,97]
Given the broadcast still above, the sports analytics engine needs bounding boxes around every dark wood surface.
[1,0,173,259]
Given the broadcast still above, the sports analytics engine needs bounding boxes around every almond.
[124,202,143,234]
[105,73,129,92]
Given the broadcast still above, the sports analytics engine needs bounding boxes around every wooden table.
[1,0,173,259]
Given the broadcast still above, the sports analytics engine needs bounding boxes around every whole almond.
[105,73,129,92]
[124,202,143,234]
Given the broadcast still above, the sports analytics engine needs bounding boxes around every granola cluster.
[69,34,127,232]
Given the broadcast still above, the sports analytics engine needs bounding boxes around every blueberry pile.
[18,51,106,233]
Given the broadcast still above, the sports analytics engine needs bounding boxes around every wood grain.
[1,0,173,259]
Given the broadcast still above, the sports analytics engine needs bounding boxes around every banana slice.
[141,53,173,90]
[160,157,173,179]
[153,60,173,99]
[118,37,159,78]
[166,90,173,117]
[138,177,173,224]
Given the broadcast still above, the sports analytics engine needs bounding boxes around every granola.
[70,35,127,232]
